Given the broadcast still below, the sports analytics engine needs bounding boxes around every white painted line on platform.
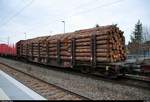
[0,88,10,100]
[0,70,47,100]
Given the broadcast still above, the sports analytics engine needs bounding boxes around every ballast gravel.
[0,57,149,100]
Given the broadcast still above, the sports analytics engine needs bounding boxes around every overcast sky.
[0,0,149,45]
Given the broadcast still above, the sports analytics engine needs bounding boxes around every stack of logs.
[67,25,126,62]
[18,25,126,63]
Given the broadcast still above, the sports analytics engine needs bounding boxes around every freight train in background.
[0,25,149,78]
[0,44,16,56]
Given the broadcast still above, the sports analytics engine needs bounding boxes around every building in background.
[143,41,150,56]
[127,41,150,58]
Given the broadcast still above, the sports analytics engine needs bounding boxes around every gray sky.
[0,0,150,45]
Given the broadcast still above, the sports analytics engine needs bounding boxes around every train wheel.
[122,68,126,76]
[104,70,118,79]
[80,67,90,74]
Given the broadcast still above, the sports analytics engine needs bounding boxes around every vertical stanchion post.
[71,38,76,68]
[26,44,28,58]
[38,42,40,62]
[31,43,33,60]
[46,42,50,63]
[91,34,96,68]
[57,40,61,64]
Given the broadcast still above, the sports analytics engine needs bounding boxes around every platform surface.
[0,88,10,100]
[0,70,46,100]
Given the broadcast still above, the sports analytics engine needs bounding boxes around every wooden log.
[49,47,57,51]
[76,42,90,46]
[75,52,110,56]
[75,56,111,62]
[75,57,91,61]
[75,39,111,46]
[76,38,90,43]
[49,56,57,59]
[96,35,109,40]
[96,44,113,49]
[76,46,90,49]
[97,57,110,62]
[49,52,57,55]
[96,40,109,45]
[74,31,110,40]
[60,47,69,51]
[48,45,57,48]
[60,56,71,60]
[60,52,70,56]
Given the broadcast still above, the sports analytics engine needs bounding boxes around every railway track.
[125,74,150,82]
[121,74,150,90]
[118,77,150,90]
[1,59,150,91]
[91,72,150,91]
[0,63,91,100]
[22,58,150,90]
[0,58,149,100]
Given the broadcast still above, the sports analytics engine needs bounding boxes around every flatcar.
[15,25,126,78]
[0,25,127,78]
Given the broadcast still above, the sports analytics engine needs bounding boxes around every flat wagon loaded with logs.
[16,25,126,77]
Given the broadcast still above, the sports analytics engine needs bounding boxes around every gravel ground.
[0,64,85,100]
[0,57,150,100]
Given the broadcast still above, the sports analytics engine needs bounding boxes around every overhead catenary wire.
[27,0,126,33]
[66,0,126,18]
[0,0,109,40]
[1,0,122,32]
[0,0,34,30]
[0,0,126,42]
[70,0,102,12]
[0,0,35,42]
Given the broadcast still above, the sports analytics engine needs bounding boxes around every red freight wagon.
[0,44,16,56]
